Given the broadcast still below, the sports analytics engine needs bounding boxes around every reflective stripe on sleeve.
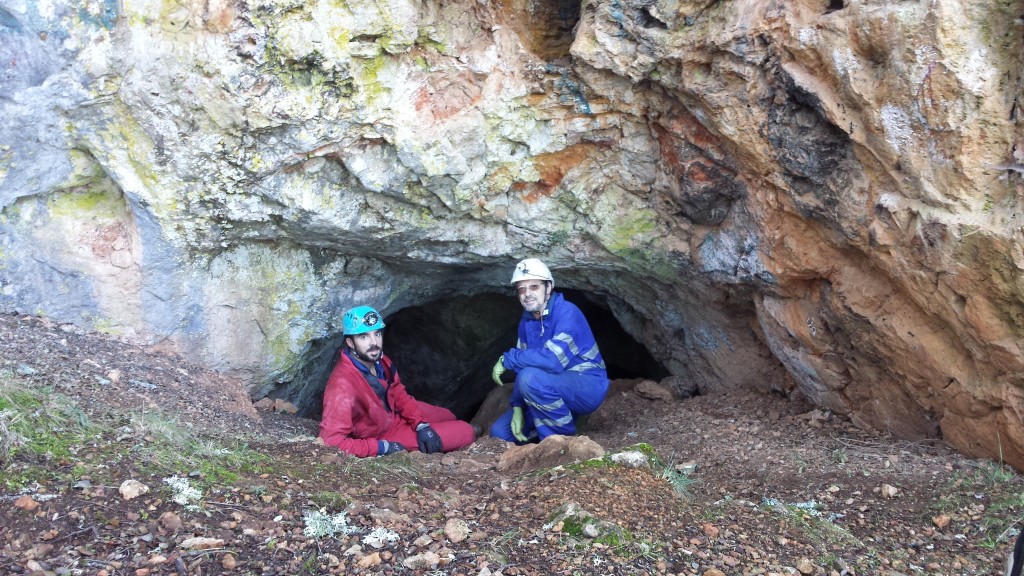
[545,340,570,367]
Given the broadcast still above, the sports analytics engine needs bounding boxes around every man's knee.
[515,367,547,397]
[489,414,509,440]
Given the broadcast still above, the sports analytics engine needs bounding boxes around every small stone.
[357,552,381,568]
[119,479,150,500]
[880,484,899,498]
[444,518,470,543]
[702,523,720,538]
[635,380,674,401]
[179,537,224,550]
[343,544,362,556]
[932,514,951,528]
[221,553,237,570]
[16,364,38,376]
[403,551,440,570]
[274,398,298,414]
[610,450,649,468]
[675,460,697,474]
[796,557,815,574]
[14,495,39,511]
[159,511,183,533]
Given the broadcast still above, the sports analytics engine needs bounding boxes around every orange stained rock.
[512,143,595,203]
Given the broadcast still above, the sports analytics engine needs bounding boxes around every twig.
[1000,519,1024,543]
[178,548,227,558]
[51,525,99,543]
[203,500,250,509]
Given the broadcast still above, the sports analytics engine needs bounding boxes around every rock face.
[1,0,1022,466]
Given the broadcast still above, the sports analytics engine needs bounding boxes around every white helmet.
[510,258,554,287]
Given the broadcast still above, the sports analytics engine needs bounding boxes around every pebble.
[118,479,150,500]
[357,552,381,568]
[403,551,440,570]
[16,364,38,376]
[444,518,470,543]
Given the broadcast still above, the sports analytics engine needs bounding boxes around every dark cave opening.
[300,289,669,422]
[825,0,845,13]
[503,0,582,62]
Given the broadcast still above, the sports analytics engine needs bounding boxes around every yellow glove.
[511,406,527,442]
[491,355,506,386]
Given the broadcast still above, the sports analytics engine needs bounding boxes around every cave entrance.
[302,289,669,422]
[502,0,582,62]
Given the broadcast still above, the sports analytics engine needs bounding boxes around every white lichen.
[831,47,860,76]
[163,476,203,510]
[362,527,400,548]
[302,508,360,538]
[797,27,820,49]
[880,105,912,152]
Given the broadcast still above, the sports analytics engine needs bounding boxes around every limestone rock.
[402,551,440,570]
[444,518,470,543]
[497,435,605,474]
[178,537,224,550]
[635,380,674,402]
[118,480,150,500]
[609,450,650,468]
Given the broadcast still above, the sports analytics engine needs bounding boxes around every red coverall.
[319,349,476,457]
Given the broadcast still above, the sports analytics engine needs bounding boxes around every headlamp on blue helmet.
[342,305,386,336]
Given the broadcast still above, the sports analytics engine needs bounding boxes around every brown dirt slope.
[1,312,1022,575]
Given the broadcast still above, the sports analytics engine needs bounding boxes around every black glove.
[416,423,443,454]
[378,440,406,456]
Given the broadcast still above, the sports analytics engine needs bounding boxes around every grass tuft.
[0,368,96,477]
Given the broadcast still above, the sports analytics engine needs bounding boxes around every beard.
[520,292,547,315]
[353,345,382,364]
[521,298,544,315]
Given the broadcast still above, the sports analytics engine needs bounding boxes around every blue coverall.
[490,292,610,443]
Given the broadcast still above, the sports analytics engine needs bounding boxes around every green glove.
[510,406,527,442]
[491,355,506,386]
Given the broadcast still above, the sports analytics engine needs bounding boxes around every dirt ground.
[2,311,1023,576]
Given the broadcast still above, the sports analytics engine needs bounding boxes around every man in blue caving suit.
[489,258,610,443]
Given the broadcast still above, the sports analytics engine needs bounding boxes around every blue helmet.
[342,305,386,336]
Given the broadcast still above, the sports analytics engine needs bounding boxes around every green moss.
[95,104,178,217]
[415,28,446,53]
[546,229,570,247]
[605,210,655,252]
[87,314,121,336]
[356,54,389,103]
[568,443,658,472]
[47,184,123,220]
[311,490,351,511]
[549,508,636,550]
[210,246,320,379]
[625,442,659,462]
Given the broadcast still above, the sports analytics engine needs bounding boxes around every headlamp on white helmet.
[510,258,553,287]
